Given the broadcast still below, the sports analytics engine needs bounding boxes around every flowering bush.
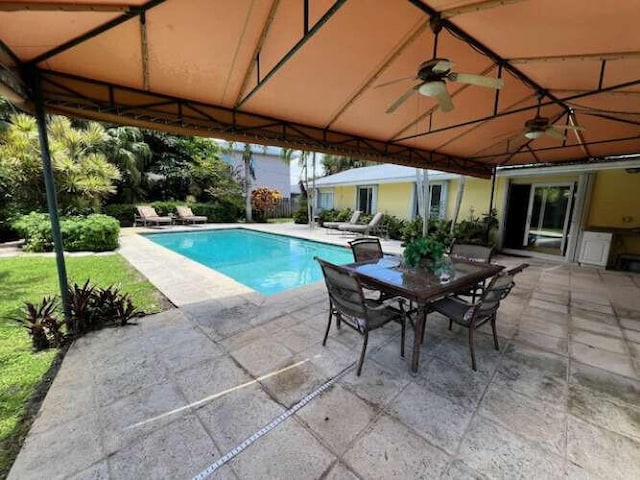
[251,187,281,221]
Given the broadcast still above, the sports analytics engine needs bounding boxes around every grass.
[0,254,165,477]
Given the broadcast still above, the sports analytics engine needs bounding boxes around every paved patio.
[9,225,640,479]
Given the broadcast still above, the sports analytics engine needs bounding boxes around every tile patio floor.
[8,225,640,479]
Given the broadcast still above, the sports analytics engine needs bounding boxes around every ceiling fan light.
[524,130,544,140]
[419,81,446,96]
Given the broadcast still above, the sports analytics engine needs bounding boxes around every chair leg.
[490,314,500,351]
[448,319,453,331]
[322,307,332,347]
[468,326,477,371]
[400,318,406,358]
[357,332,369,376]
[421,309,427,344]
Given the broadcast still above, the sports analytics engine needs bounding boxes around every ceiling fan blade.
[551,125,586,132]
[386,84,421,114]
[435,89,454,113]
[432,60,454,74]
[491,128,524,140]
[374,76,417,89]
[545,128,565,141]
[450,72,504,89]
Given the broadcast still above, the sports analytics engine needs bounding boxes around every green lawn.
[0,254,165,477]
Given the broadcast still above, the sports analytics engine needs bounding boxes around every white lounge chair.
[323,210,361,232]
[136,206,173,226]
[175,206,207,224]
[339,212,384,236]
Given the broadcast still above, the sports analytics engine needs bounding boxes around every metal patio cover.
[2,0,640,178]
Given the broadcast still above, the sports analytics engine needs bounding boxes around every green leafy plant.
[17,296,65,351]
[293,199,309,224]
[67,281,141,336]
[403,236,447,268]
[12,213,119,252]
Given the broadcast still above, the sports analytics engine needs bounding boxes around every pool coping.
[118,223,404,307]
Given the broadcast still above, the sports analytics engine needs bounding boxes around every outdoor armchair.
[136,206,173,227]
[450,242,495,302]
[316,257,407,376]
[349,237,384,263]
[323,210,361,231]
[338,212,384,236]
[429,263,529,371]
[175,206,207,224]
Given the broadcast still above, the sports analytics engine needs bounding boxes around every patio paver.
[8,225,640,479]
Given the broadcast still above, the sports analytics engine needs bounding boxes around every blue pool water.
[145,229,354,295]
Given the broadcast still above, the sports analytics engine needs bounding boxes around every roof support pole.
[31,71,71,323]
[488,167,496,213]
[450,175,466,235]
[422,169,429,237]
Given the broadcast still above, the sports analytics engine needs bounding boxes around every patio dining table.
[343,256,504,373]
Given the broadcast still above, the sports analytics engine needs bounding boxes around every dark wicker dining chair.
[450,242,495,302]
[349,237,384,263]
[315,257,407,376]
[429,263,529,371]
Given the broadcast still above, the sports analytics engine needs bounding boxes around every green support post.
[30,71,71,322]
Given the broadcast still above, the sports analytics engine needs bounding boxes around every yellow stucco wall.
[332,185,356,210]
[446,177,507,222]
[588,169,640,228]
[377,183,413,218]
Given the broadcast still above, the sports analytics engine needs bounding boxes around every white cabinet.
[579,231,613,267]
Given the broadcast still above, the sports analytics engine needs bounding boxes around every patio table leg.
[411,305,427,373]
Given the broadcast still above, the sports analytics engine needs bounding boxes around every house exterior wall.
[226,152,291,198]
[446,177,508,222]
[588,169,640,228]
[333,185,356,210]
[377,183,413,218]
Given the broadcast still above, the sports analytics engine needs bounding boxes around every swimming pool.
[144,229,354,295]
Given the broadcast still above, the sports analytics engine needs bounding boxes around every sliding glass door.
[523,184,575,256]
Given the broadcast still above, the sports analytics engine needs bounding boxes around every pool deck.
[9,223,640,480]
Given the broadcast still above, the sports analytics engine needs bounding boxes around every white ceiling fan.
[377,57,504,114]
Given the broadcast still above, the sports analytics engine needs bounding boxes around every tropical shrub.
[251,187,281,221]
[12,212,120,252]
[104,201,243,226]
[17,296,65,351]
[293,199,309,224]
[17,283,140,350]
[317,208,353,225]
[0,114,120,213]
[68,281,139,335]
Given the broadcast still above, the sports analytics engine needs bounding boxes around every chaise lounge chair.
[175,206,207,224]
[136,206,173,227]
[323,210,361,232]
[339,212,384,236]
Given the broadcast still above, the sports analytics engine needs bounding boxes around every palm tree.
[242,143,256,221]
[0,113,120,212]
[101,126,151,202]
[321,154,372,175]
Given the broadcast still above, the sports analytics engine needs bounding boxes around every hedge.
[104,200,243,227]
[12,212,120,252]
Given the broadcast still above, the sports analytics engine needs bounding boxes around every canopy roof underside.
[2,0,640,178]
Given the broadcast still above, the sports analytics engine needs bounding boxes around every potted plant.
[402,236,446,269]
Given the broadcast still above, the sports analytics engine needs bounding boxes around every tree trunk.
[244,157,252,222]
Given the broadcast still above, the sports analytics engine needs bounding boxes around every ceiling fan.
[379,58,504,114]
[522,115,585,140]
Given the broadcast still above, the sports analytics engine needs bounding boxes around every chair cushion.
[431,296,475,326]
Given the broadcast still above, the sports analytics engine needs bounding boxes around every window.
[357,186,375,214]
[318,191,334,210]
[413,182,447,219]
